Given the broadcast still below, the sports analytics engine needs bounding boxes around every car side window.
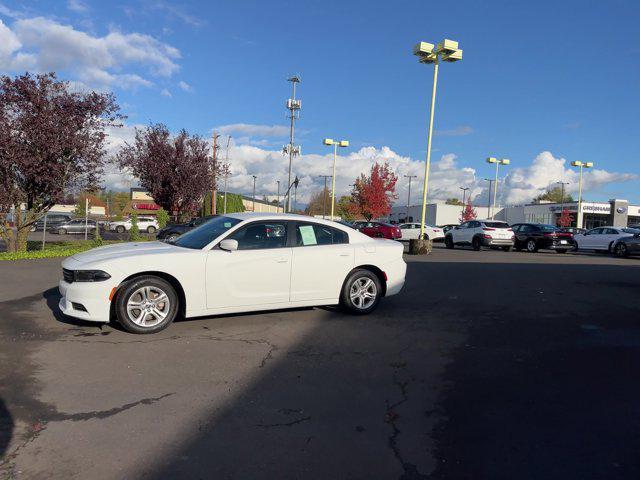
[295,223,349,246]
[458,222,468,229]
[227,221,288,250]
[469,221,479,228]
[605,228,618,235]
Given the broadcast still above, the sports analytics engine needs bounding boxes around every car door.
[582,228,602,249]
[603,228,621,250]
[69,219,85,233]
[290,222,354,302]
[452,222,467,243]
[205,220,292,309]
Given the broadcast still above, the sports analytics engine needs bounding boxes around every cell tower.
[283,75,301,212]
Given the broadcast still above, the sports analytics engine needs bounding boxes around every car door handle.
[339,253,351,257]
[275,258,289,263]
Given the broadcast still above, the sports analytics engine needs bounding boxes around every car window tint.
[174,216,242,249]
[483,222,508,228]
[228,221,288,250]
[295,223,349,246]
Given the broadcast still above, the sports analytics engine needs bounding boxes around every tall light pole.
[486,157,510,219]
[276,180,281,213]
[413,39,462,239]
[404,175,417,222]
[252,175,257,212]
[283,76,301,212]
[211,131,220,214]
[570,161,593,228]
[322,138,349,219]
[223,135,231,214]
[318,174,333,219]
[460,186,470,219]
[556,180,570,224]
[484,178,494,218]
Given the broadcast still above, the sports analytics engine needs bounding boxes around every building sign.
[131,203,160,211]
[547,203,611,214]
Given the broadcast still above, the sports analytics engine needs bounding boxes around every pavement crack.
[49,392,174,422]
[255,416,311,428]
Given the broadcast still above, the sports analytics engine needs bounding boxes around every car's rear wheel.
[147,226,157,234]
[556,249,568,254]
[615,242,629,258]
[58,228,66,235]
[116,226,125,234]
[502,246,512,252]
[340,269,382,315]
[445,235,454,249]
[526,239,538,252]
[472,237,481,251]
[375,233,384,238]
[572,242,579,252]
[115,276,178,334]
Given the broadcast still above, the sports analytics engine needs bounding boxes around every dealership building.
[388,198,640,229]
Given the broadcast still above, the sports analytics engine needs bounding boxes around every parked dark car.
[612,232,640,257]
[50,218,97,235]
[30,214,72,232]
[356,221,402,240]
[157,215,216,242]
[511,223,575,253]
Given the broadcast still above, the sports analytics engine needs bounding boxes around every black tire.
[147,226,157,234]
[445,235,454,249]
[556,249,568,254]
[572,242,579,252]
[615,242,629,258]
[340,269,382,315]
[115,276,179,334]
[514,243,523,252]
[472,237,481,251]
[526,239,538,253]
[116,226,125,234]
[375,233,384,238]
[502,246,512,252]
[608,242,615,254]
[58,228,67,235]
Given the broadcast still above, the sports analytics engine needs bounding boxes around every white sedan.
[59,213,407,334]
[573,226,640,253]
[398,223,445,242]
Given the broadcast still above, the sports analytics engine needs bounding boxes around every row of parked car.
[29,214,161,235]
[346,218,640,258]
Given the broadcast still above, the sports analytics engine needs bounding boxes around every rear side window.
[483,222,509,228]
[295,223,349,246]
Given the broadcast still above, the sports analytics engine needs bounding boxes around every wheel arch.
[348,264,387,297]
[111,271,186,320]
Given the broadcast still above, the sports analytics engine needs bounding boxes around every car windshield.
[173,216,242,249]
[538,224,559,232]
[483,222,509,228]
[622,228,640,234]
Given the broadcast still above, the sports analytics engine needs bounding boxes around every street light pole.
[252,175,257,212]
[322,139,349,220]
[404,175,417,222]
[223,135,231,214]
[570,161,593,228]
[276,180,281,213]
[486,157,510,219]
[413,39,462,239]
[484,178,494,217]
[460,186,470,219]
[318,175,332,219]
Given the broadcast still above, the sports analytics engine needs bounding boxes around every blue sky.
[1,0,639,206]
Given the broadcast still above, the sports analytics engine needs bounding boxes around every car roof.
[224,212,356,228]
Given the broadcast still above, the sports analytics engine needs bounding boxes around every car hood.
[70,241,179,265]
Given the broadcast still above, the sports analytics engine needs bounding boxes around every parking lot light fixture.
[571,161,593,228]
[252,175,257,212]
[323,138,349,219]
[486,157,510,219]
[414,38,462,239]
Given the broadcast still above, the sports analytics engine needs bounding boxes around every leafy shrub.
[129,213,141,241]
[156,208,169,228]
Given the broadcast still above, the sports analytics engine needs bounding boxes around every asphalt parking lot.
[1,246,640,479]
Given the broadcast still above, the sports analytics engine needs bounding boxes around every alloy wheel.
[126,286,171,328]
[349,277,377,310]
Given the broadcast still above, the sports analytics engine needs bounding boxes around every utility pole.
[557,181,570,223]
[403,175,417,222]
[252,175,257,212]
[318,175,332,219]
[283,76,301,213]
[460,186,470,219]
[223,135,231,214]
[293,176,299,213]
[212,131,220,215]
[484,179,494,218]
[276,181,281,213]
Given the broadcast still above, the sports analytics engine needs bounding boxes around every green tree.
[129,212,141,241]
[156,208,170,228]
[215,193,245,214]
[445,198,463,206]
[534,186,573,204]
[305,188,331,217]
[336,195,355,221]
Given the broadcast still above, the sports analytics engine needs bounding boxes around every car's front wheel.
[116,226,125,234]
[58,228,66,235]
[147,226,157,234]
[472,237,481,251]
[445,235,454,249]
[340,269,382,315]
[115,276,179,334]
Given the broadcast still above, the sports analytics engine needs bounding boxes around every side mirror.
[219,239,238,251]
[454,226,459,230]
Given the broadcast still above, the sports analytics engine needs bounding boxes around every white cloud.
[0,16,181,90]
[178,80,193,92]
[435,125,474,137]
[160,88,172,98]
[67,0,88,13]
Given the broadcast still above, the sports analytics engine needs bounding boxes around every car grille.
[62,268,74,283]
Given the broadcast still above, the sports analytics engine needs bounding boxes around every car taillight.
[543,232,555,237]
[507,228,513,231]
[483,227,495,231]
[482,234,492,239]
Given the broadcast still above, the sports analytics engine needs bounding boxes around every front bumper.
[58,279,113,323]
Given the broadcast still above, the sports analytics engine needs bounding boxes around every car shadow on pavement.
[0,398,13,460]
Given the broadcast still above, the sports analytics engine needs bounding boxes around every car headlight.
[74,270,111,282]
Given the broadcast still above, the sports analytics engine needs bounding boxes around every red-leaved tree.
[349,162,398,221]
[116,124,217,219]
[460,199,477,222]
[0,73,122,252]
[557,207,573,227]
